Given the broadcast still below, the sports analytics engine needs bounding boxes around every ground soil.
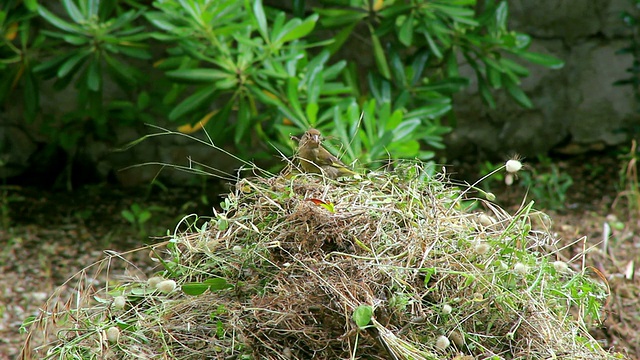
[1,152,639,359]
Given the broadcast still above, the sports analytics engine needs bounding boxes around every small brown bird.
[297,128,356,179]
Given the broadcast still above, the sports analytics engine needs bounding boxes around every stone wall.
[447,0,639,159]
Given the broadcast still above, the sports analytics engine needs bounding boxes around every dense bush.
[0,0,563,171]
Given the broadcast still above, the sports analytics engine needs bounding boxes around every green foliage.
[121,202,152,236]
[35,0,150,114]
[519,156,574,210]
[0,0,40,121]
[2,0,565,174]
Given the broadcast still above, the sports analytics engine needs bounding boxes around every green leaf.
[235,97,251,144]
[286,77,305,121]
[516,51,564,69]
[33,53,70,78]
[57,50,90,78]
[144,12,177,32]
[416,77,469,94]
[478,77,495,108]
[204,278,233,291]
[276,14,318,45]
[422,30,443,59]
[398,14,414,46]
[492,1,508,33]
[24,0,38,11]
[182,282,209,296]
[352,305,373,329]
[104,53,139,86]
[405,103,451,120]
[306,102,318,125]
[503,75,532,108]
[87,59,101,92]
[315,8,366,28]
[486,65,502,89]
[327,23,356,55]
[252,0,268,40]
[247,83,305,127]
[138,211,151,224]
[392,119,420,141]
[166,68,232,83]
[369,25,391,79]
[37,5,84,34]
[121,210,135,224]
[169,86,217,121]
[63,34,88,45]
[498,58,529,77]
[369,131,394,160]
[137,91,150,110]
[62,0,85,23]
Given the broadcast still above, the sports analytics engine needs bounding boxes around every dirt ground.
[1,153,639,359]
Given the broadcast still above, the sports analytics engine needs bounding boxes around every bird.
[297,128,356,179]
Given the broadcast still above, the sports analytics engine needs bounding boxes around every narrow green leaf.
[215,77,238,90]
[87,59,101,92]
[24,0,38,11]
[169,86,217,121]
[104,53,138,86]
[276,14,318,45]
[235,98,251,144]
[286,77,305,121]
[416,77,470,93]
[33,53,72,76]
[62,0,85,23]
[327,23,356,55]
[167,68,232,83]
[478,77,495,108]
[498,58,529,77]
[62,34,88,45]
[57,50,90,78]
[137,91,150,110]
[252,0,268,40]
[517,51,564,69]
[387,108,403,130]
[486,65,502,89]
[398,14,413,46]
[182,283,209,296]
[392,119,420,141]
[306,102,318,125]
[37,5,84,34]
[369,131,394,160]
[177,0,202,24]
[144,12,177,31]
[503,75,532,108]
[87,0,99,18]
[494,1,508,32]
[410,49,429,86]
[204,278,234,291]
[115,46,152,60]
[369,25,391,79]
[405,103,452,120]
[247,83,305,127]
[422,30,443,59]
[315,8,367,28]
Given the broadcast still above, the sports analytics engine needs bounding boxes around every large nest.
[21,164,618,359]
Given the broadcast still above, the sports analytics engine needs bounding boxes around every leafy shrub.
[1,0,564,174]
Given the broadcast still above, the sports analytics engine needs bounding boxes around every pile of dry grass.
[21,163,620,359]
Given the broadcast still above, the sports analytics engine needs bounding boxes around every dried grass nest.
[22,164,621,360]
